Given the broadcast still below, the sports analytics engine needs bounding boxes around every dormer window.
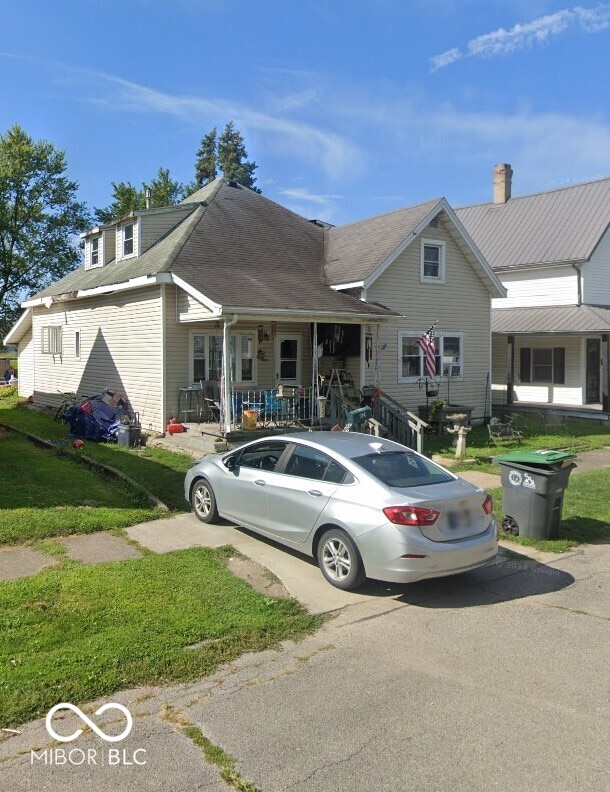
[84,233,104,270]
[91,236,99,266]
[116,220,139,261]
[123,223,134,256]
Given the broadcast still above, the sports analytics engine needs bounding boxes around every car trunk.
[391,482,490,542]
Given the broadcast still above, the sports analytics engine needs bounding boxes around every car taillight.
[383,505,440,526]
[482,495,493,514]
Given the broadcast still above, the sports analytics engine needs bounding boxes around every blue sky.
[2,0,610,225]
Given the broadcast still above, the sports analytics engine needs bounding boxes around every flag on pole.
[417,325,437,378]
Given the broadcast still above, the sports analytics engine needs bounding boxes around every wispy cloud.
[0,53,363,183]
[431,3,610,70]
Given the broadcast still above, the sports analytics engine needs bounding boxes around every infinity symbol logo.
[46,703,133,743]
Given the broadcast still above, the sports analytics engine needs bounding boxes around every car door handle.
[308,489,323,496]
[254,479,266,486]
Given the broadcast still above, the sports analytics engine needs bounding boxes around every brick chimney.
[493,163,513,204]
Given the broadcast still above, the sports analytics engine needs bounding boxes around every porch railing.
[229,387,316,429]
[372,393,427,453]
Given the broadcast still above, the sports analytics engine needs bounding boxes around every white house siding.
[31,286,164,430]
[366,220,493,419]
[492,266,578,309]
[16,328,34,398]
[491,335,509,401]
[164,286,314,422]
[176,290,214,322]
[581,227,610,304]
[511,335,583,406]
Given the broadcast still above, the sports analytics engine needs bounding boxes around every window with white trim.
[398,332,462,381]
[192,333,255,384]
[41,326,63,355]
[420,239,445,282]
[122,223,134,257]
[84,234,104,270]
[74,330,81,359]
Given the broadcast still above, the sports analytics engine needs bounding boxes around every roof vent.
[429,216,439,228]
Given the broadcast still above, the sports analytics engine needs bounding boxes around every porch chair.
[200,380,221,424]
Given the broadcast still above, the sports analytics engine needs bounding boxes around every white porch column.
[222,314,238,434]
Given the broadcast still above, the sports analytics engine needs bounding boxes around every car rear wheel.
[317,529,366,590]
[191,478,219,523]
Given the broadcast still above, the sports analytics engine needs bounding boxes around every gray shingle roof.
[493,305,610,334]
[456,176,610,270]
[34,179,394,318]
[324,200,441,284]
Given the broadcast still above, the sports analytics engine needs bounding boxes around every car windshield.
[353,452,454,488]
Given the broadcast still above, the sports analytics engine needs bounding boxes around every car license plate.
[448,508,470,529]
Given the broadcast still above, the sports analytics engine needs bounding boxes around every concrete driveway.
[2,509,608,792]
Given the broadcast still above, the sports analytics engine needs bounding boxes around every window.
[354,452,453,487]
[41,326,62,355]
[421,239,445,282]
[122,223,134,257]
[284,445,351,483]
[519,347,565,384]
[399,332,462,381]
[91,236,99,266]
[74,330,81,359]
[192,333,255,384]
[84,234,103,270]
[237,441,287,470]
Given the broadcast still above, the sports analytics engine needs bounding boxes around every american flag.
[417,325,437,378]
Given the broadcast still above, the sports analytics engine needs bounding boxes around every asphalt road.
[2,535,608,792]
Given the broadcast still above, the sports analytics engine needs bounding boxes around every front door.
[275,334,301,386]
[586,339,600,403]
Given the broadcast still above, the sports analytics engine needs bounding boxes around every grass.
[0,433,158,544]
[0,395,193,511]
[0,547,322,728]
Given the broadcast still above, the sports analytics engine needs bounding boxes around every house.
[457,166,610,417]
[4,178,504,436]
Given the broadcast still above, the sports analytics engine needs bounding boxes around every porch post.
[222,315,238,434]
[507,335,515,406]
[602,334,609,412]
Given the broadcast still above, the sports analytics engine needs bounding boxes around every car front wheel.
[317,529,366,590]
[191,478,219,523]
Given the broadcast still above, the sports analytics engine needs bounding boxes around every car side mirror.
[224,456,236,471]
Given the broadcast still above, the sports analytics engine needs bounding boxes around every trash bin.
[117,423,141,447]
[496,450,577,540]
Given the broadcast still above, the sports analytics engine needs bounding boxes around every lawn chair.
[488,416,523,445]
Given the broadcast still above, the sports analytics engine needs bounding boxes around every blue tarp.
[63,397,123,441]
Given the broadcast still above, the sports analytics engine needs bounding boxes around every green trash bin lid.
[496,449,576,467]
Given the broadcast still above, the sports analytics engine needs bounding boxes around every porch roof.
[493,304,610,335]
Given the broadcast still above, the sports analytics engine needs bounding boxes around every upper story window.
[116,220,138,261]
[421,239,445,283]
[84,233,104,270]
[123,223,134,257]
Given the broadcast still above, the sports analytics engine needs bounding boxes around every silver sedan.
[184,431,497,590]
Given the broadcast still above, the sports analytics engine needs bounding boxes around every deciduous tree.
[0,124,90,336]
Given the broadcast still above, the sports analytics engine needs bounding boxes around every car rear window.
[353,452,453,488]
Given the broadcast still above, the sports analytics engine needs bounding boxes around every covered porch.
[170,313,389,436]
[492,305,610,419]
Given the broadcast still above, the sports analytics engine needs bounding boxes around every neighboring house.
[5,178,504,434]
[457,166,610,416]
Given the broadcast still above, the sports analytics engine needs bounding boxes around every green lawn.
[0,433,158,544]
[0,548,322,728]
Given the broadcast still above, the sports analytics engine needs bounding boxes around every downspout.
[222,314,238,434]
[572,263,582,306]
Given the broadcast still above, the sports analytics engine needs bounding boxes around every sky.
[2,0,610,226]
